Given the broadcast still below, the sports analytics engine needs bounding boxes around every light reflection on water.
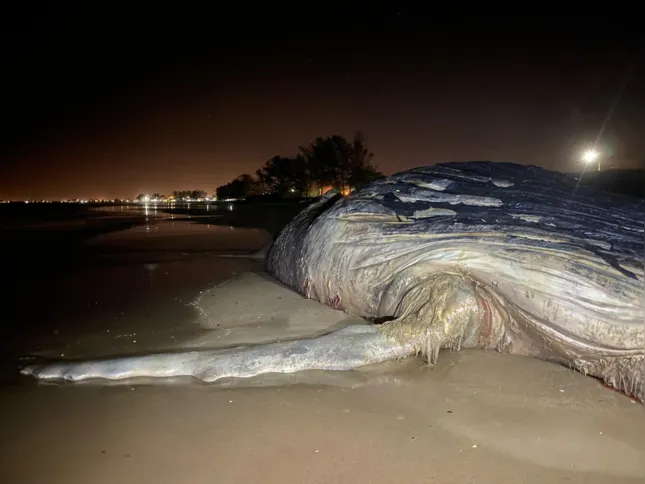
[85,217,273,258]
[91,199,312,241]
[94,202,224,216]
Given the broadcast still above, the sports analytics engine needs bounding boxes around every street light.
[581,149,600,171]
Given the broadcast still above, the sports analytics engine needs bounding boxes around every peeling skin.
[21,162,645,403]
[396,192,503,207]
[392,177,454,191]
[411,208,457,219]
[491,179,515,188]
[509,213,543,223]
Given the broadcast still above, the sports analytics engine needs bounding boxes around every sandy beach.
[1,220,644,484]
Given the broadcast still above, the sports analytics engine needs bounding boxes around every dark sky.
[2,10,644,200]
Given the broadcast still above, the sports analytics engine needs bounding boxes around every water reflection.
[93,201,228,218]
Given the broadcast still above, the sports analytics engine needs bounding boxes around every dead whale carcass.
[21,162,645,402]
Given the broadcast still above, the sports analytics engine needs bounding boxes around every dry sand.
[1,222,644,484]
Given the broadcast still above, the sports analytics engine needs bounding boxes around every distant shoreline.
[3,166,642,205]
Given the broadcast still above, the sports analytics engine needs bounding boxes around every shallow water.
[0,209,269,369]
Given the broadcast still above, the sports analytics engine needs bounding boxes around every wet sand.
[1,221,644,483]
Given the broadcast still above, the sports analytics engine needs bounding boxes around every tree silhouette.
[257,155,310,196]
[300,136,345,195]
[215,131,383,199]
[171,190,207,201]
[190,190,207,200]
[216,176,255,200]
[300,131,382,194]
[346,131,382,189]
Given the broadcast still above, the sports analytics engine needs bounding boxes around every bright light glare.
[582,150,598,163]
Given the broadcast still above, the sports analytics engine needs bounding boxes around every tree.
[170,190,207,201]
[346,131,384,189]
[215,130,382,200]
[216,179,245,200]
[255,168,269,194]
[300,131,382,194]
[189,190,207,200]
[299,136,344,194]
[215,174,265,200]
[257,155,311,196]
[237,174,263,196]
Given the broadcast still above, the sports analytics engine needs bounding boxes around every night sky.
[2,11,643,200]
